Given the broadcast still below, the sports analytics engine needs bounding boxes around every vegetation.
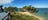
[10,12,40,20]
[4,6,18,12]
[22,5,38,13]
[4,5,38,13]
[2,5,39,20]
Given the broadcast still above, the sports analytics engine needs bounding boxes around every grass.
[10,12,40,20]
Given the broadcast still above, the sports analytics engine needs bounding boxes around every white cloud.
[0,0,14,5]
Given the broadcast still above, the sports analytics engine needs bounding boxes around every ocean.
[36,8,48,18]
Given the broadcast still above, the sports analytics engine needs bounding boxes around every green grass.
[10,12,40,20]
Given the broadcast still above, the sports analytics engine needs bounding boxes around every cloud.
[0,0,14,5]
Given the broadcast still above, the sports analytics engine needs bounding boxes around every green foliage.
[4,6,18,12]
[4,5,38,13]
[23,6,28,9]
[22,5,38,13]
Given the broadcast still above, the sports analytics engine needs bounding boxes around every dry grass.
[10,12,40,20]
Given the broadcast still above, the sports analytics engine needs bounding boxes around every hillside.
[10,12,45,20]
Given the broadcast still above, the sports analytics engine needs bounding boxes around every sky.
[0,0,48,8]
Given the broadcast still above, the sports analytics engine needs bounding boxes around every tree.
[27,5,38,13]
[23,6,28,9]
[22,5,38,13]
[4,6,18,12]
[22,6,28,12]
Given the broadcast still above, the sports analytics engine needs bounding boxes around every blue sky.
[0,0,48,8]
